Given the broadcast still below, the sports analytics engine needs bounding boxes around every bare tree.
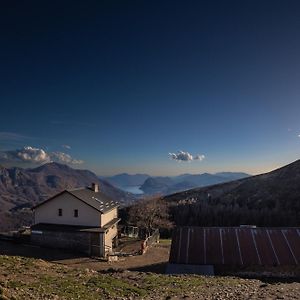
[128,197,173,236]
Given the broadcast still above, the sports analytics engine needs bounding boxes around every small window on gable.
[74,209,78,218]
[58,208,62,216]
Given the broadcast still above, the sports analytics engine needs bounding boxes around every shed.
[167,226,300,275]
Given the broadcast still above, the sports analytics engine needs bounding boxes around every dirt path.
[0,240,170,273]
[54,243,170,273]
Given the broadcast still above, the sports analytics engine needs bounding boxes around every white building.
[31,183,120,257]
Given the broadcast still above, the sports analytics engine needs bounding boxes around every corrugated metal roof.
[169,227,300,266]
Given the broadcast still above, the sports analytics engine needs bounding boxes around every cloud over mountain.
[0,146,83,165]
[169,151,205,162]
[15,146,49,162]
[51,152,83,164]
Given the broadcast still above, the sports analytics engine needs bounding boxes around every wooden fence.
[141,229,160,254]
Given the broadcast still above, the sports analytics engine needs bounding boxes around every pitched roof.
[169,226,300,266]
[33,187,119,214]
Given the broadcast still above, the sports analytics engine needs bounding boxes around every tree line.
[123,194,299,238]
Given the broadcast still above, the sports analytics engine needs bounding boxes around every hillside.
[164,159,300,227]
[140,176,174,194]
[0,253,299,299]
[104,173,150,188]
[140,172,250,195]
[0,163,135,230]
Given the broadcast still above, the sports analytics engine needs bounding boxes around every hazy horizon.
[0,158,294,178]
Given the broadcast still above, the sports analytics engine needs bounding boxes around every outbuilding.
[167,226,300,275]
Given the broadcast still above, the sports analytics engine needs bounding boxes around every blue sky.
[1,0,300,176]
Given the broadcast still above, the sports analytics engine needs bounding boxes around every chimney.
[91,183,99,192]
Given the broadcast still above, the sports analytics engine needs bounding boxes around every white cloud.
[169,151,205,162]
[17,146,50,163]
[62,144,71,149]
[51,152,83,164]
[193,154,205,161]
[0,146,83,165]
[169,151,193,161]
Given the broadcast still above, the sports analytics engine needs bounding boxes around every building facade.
[31,183,120,257]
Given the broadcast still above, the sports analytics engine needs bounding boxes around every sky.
[1,0,300,176]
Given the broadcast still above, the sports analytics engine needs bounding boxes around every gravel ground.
[0,254,300,299]
[0,240,300,299]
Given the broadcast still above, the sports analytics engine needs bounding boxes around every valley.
[105,172,250,195]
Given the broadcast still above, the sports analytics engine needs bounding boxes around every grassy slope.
[1,255,300,300]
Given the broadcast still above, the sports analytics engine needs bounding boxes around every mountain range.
[105,172,250,195]
[104,173,150,188]
[164,159,300,227]
[2,159,300,230]
[0,162,136,230]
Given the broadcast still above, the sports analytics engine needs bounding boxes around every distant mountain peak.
[30,162,72,172]
[105,173,150,188]
[41,162,70,168]
[139,172,251,195]
[0,163,136,229]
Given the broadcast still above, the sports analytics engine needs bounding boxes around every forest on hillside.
[122,195,299,239]
[169,198,299,227]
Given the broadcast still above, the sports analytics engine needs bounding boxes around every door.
[90,233,104,256]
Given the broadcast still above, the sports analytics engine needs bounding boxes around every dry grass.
[1,254,300,300]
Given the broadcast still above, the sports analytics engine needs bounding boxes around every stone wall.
[31,230,91,255]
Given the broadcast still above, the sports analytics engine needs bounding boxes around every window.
[58,208,62,216]
[74,209,78,218]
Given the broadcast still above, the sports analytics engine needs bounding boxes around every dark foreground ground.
[0,240,300,299]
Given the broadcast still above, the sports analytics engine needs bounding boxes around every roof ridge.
[33,187,119,213]
[67,188,119,214]
[67,187,86,192]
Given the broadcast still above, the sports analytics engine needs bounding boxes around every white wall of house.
[34,192,100,227]
[100,207,118,227]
